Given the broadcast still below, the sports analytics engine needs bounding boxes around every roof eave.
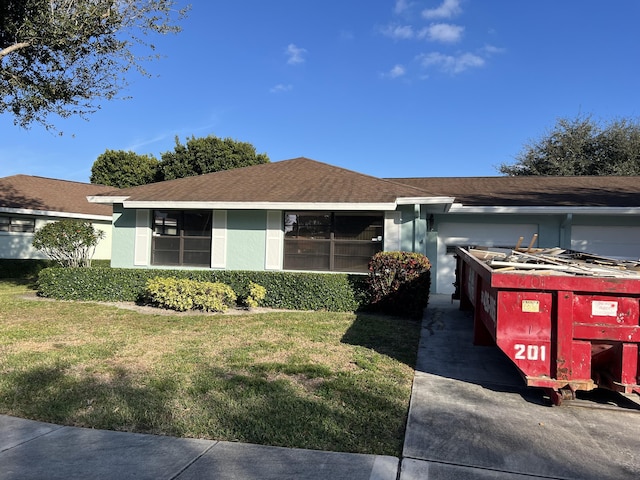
[0,206,111,221]
[448,205,640,215]
[121,201,400,211]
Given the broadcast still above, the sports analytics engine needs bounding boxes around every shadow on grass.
[1,361,408,456]
[340,313,422,368]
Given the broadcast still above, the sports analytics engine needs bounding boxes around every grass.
[0,280,421,456]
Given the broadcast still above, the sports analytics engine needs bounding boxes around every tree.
[90,149,159,187]
[158,135,270,181]
[499,115,640,176]
[32,219,105,267]
[0,0,189,131]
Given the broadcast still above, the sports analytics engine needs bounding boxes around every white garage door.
[436,223,538,294]
[571,226,640,260]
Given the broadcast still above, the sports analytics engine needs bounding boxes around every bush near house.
[367,251,431,319]
[37,267,368,312]
[31,219,105,268]
[144,277,237,312]
[0,259,111,280]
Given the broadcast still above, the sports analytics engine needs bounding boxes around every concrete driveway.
[400,295,640,479]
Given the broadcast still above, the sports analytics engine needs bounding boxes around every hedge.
[0,259,111,280]
[36,267,369,312]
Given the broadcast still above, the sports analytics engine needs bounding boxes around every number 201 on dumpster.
[514,344,546,362]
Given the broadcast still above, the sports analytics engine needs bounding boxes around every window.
[284,212,383,272]
[152,210,212,266]
[0,216,35,233]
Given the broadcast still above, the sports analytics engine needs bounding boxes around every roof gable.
[0,175,114,217]
[96,157,433,205]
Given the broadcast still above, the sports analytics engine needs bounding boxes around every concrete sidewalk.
[0,414,397,480]
[400,295,640,480]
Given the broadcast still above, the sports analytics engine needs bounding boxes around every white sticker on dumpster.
[592,300,618,317]
[522,300,539,313]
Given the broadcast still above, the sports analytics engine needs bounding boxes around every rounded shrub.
[144,277,237,312]
[367,251,431,319]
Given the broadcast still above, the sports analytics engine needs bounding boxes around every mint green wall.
[399,204,428,253]
[226,210,267,270]
[110,208,269,270]
[111,205,137,267]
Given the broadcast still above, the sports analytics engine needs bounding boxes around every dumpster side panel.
[496,291,553,378]
[572,294,640,393]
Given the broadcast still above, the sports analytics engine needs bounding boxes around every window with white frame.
[151,210,212,266]
[283,212,383,272]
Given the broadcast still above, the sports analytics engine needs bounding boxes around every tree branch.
[0,42,31,60]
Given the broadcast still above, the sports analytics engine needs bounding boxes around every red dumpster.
[454,246,640,404]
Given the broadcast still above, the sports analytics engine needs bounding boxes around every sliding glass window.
[152,210,212,267]
[284,212,383,272]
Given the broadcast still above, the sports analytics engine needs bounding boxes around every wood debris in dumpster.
[467,244,640,278]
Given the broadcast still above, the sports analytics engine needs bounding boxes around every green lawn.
[0,280,421,456]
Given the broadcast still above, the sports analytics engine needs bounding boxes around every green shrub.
[145,277,237,312]
[367,251,431,319]
[37,268,367,312]
[245,282,267,308]
[32,219,105,267]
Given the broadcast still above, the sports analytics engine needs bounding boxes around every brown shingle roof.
[100,157,432,204]
[86,156,640,209]
[0,175,114,216]
[389,176,640,207]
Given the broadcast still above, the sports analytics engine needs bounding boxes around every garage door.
[436,223,538,294]
[571,226,640,260]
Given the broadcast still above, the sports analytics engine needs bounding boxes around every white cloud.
[270,84,293,93]
[381,24,415,40]
[285,44,307,65]
[390,64,407,78]
[382,22,463,43]
[417,51,484,74]
[380,64,407,79]
[394,0,411,14]
[421,23,464,43]
[482,44,506,55]
[422,0,462,19]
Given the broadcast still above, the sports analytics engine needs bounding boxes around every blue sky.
[2,0,639,183]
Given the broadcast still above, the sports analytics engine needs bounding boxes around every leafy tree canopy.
[159,135,270,180]
[499,115,640,176]
[0,0,189,131]
[90,149,159,187]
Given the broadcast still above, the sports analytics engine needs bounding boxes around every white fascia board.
[447,204,640,215]
[121,201,399,211]
[395,196,456,205]
[0,206,111,221]
[87,195,130,204]
[396,196,455,213]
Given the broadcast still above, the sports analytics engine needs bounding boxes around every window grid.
[151,210,212,267]
[0,216,35,233]
[284,212,383,273]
